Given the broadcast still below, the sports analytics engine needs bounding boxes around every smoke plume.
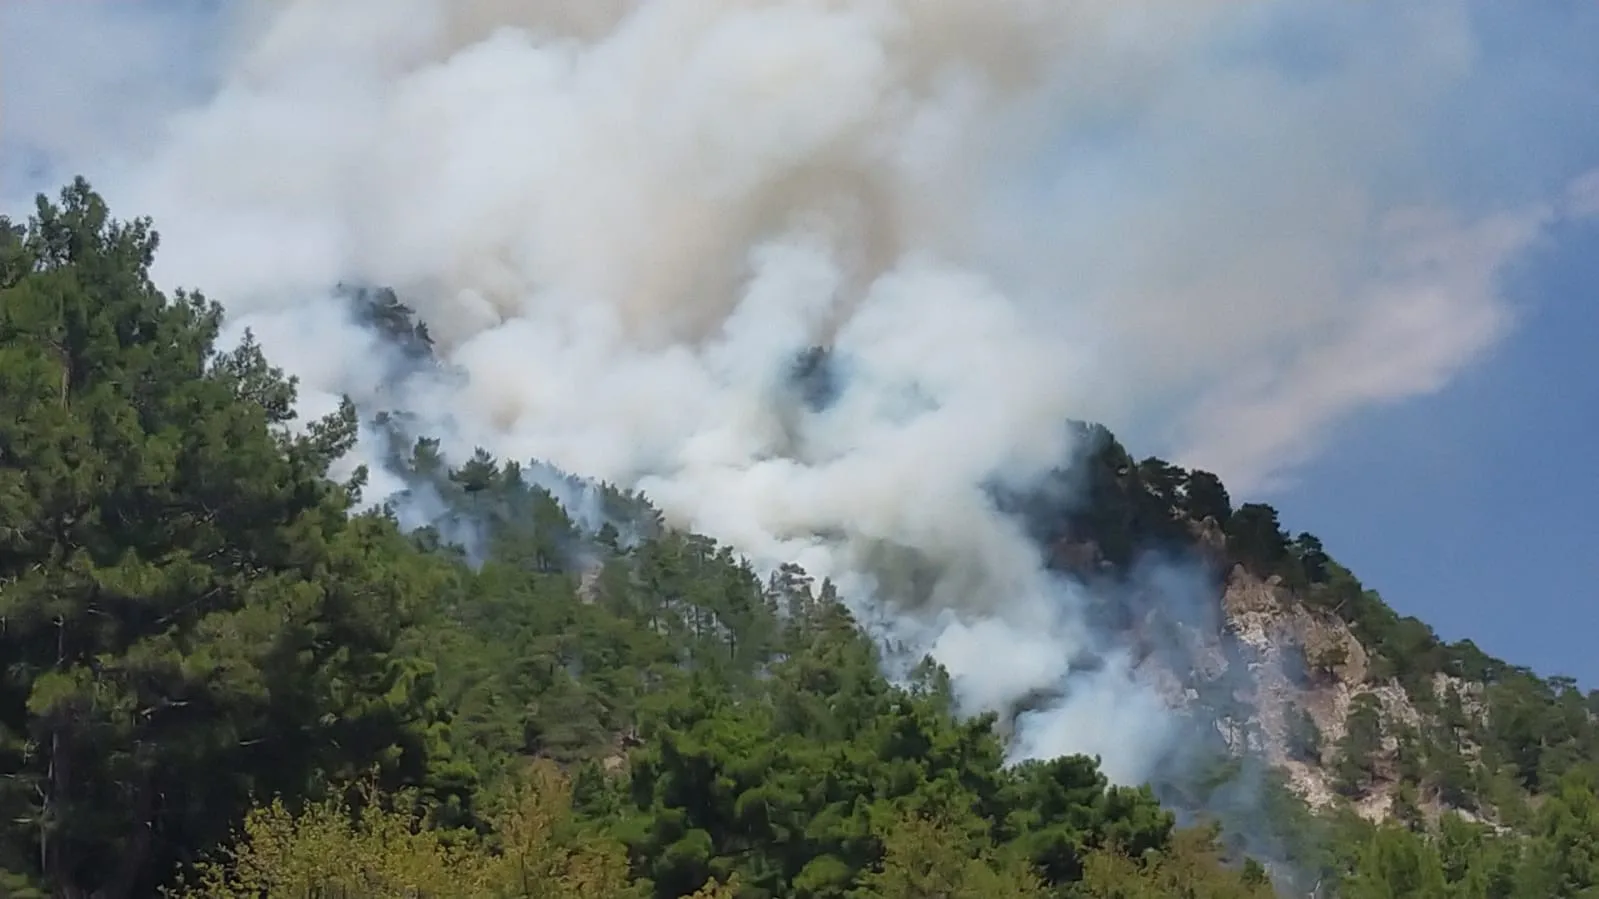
[11,0,1597,784]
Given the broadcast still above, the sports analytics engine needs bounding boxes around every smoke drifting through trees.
[50,1,1597,785]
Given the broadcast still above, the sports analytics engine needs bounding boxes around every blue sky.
[1272,213,1599,684]
[3,1,1597,685]
[1251,0,1599,684]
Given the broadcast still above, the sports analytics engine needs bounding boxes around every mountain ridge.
[341,258,1596,844]
[1025,425,1593,827]
[5,180,1598,897]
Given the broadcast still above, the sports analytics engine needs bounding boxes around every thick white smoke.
[16,0,1596,783]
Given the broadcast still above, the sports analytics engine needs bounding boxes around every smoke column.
[36,0,1593,783]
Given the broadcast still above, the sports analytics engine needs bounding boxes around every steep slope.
[342,271,1599,834]
[1029,424,1599,846]
[9,181,1599,897]
[336,279,1599,897]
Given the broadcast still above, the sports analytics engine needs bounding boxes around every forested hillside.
[3,181,1598,899]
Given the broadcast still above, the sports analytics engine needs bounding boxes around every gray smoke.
[17,0,1597,785]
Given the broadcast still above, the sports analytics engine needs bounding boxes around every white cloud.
[1174,203,1558,493]
[1565,168,1599,219]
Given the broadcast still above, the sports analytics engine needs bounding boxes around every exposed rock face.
[578,566,602,604]
[1146,563,1427,821]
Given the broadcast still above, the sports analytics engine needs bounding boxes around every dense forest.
[3,181,1599,898]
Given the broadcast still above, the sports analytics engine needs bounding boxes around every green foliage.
[853,812,1046,898]
[13,178,1599,898]
[1018,417,1599,860]
[1336,696,1385,797]
[0,180,454,897]
[1285,706,1323,764]
[1340,824,1449,899]
[1226,504,1291,581]
[167,760,637,899]
[1182,470,1232,526]
[1072,826,1275,898]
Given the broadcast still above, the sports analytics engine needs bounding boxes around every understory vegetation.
[3,181,1598,898]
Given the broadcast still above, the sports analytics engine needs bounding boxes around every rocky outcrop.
[1159,564,1429,820]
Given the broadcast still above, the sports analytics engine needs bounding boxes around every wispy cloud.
[1567,170,1599,219]
[1173,198,1594,493]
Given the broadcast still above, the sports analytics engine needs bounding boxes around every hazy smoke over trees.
[9,0,1596,784]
